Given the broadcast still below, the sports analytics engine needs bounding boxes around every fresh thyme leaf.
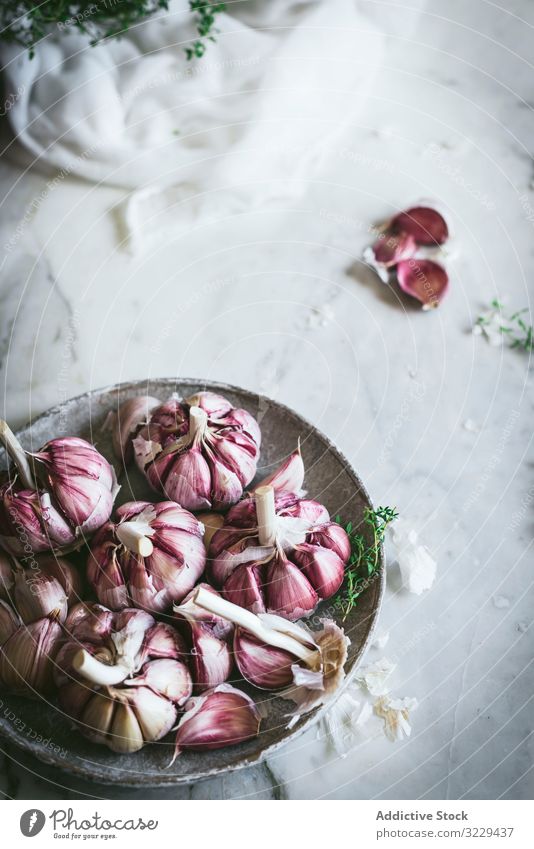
[185,2,226,60]
[334,506,398,621]
[475,301,534,352]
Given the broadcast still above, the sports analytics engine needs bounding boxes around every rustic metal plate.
[0,378,384,786]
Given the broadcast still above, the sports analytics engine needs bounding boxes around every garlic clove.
[109,700,145,753]
[370,228,417,267]
[0,552,14,598]
[64,601,114,644]
[13,565,68,624]
[264,555,318,621]
[184,622,233,692]
[141,621,188,660]
[234,628,295,689]
[173,684,261,758]
[197,512,224,549]
[129,686,177,744]
[58,679,93,718]
[109,396,160,464]
[253,446,305,495]
[0,486,75,555]
[222,563,266,615]
[81,690,116,745]
[396,258,449,309]
[173,583,234,641]
[206,453,243,510]
[307,522,351,562]
[0,617,62,696]
[392,206,449,246]
[87,541,130,611]
[126,658,192,705]
[0,599,20,645]
[185,391,233,418]
[292,544,345,599]
[218,408,262,451]
[39,555,83,605]
[283,497,330,526]
[161,446,212,511]
[209,435,258,488]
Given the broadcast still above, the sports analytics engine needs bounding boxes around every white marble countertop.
[0,0,532,800]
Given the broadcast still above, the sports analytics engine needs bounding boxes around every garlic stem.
[188,405,208,443]
[255,485,277,547]
[72,648,131,686]
[116,521,154,557]
[0,421,36,490]
[192,587,317,666]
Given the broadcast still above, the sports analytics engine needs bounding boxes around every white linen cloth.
[0,0,425,253]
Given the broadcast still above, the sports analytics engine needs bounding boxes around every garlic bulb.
[0,422,119,556]
[130,391,261,511]
[173,684,261,758]
[209,455,350,620]
[194,587,349,712]
[173,584,233,691]
[56,602,192,753]
[87,501,206,613]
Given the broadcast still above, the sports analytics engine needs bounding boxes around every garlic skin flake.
[0,422,119,556]
[88,500,206,613]
[355,657,396,696]
[320,691,373,756]
[374,695,418,742]
[56,602,192,753]
[391,519,437,595]
[126,391,261,512]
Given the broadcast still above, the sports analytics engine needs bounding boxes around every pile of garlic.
[0,391,356,759]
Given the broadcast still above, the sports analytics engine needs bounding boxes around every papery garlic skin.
[173,584,233,692]
[132,392,261,511]
[209,479,350,621]
[88,501,206,613]
[56,602,192,753]
[173,684,261,758]
[0,423,119,556]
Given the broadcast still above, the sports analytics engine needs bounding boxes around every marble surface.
[0,0,533,800]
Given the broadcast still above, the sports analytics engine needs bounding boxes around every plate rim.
[0,377,385,787]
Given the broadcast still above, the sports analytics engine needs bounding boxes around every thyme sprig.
[0,1,226,60]
[475,299,533,352]
[186,1,227,60]
[334,506,398,620]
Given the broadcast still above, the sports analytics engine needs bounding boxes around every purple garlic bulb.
[88,501,206,614]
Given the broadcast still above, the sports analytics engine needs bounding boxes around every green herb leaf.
[0,2,225,60]
[334,506,398,620]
